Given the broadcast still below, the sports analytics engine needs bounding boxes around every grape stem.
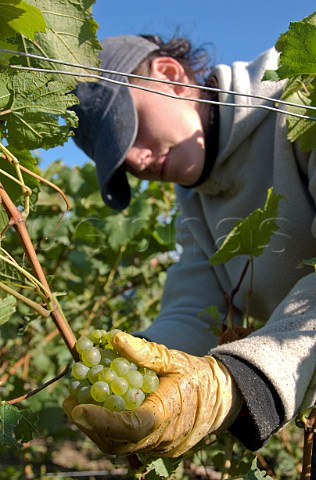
[7,366,70,405]
[300,404,316,480]
[0,281,50,317]
[1,151,71,211]
[0,143,31,218]
[223,257,251,329]
[0,183,79,361]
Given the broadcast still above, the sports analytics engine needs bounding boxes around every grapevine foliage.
[263,12,316,151]
[210,188,283,265]
[0,293,16,325]
[0,0,101,453]
[0,2,314,479]
[0,403,38,449]
[0,0,45,45]
[243,459,273,479]
[0,0,100,204]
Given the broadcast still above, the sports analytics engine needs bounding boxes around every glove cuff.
[205,356,243,434]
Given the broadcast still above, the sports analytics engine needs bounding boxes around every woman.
[64,34,316,458]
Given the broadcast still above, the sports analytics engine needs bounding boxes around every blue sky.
[39,0,316,168]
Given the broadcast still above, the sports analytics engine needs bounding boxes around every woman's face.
[124,57,209,186]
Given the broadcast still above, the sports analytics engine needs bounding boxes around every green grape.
[76,336,93,354]
[88,364,104,384]
[88,329,104,343]
[142,374,159,393]
[103,394,126,411]
[101,348,119,366]
[81,347,101,367]
[129,361,138,371]
[72,362,90,380]
[111,377,129,395]
[70,328,160,411]
[123,388,145,410]
[98,367,117,383]
[91,381,111,402]
[68,379,81,396]
[139,367,156,376]
[110,357,131,376]
[107,329,121,347]
[125,370,143,389]
[76,384,93,403]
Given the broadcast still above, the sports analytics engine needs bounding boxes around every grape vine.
[0,2,315,479]
[0,0,101,450]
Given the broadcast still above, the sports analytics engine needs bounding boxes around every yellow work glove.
[63,332,243,457]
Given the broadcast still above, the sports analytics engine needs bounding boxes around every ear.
[150,57,191,96]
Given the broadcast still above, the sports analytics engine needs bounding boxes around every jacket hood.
[196,48,285,194]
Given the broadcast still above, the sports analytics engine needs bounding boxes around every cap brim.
[94,84,137,210]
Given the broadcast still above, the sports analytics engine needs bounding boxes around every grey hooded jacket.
[139,48,316,449]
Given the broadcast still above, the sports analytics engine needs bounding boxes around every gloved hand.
[63,332,243,457]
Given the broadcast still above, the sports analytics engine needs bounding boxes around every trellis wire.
[1,48,316,121]
[44,470,124,478]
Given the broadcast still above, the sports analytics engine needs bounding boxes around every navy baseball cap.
[71,35,159,210]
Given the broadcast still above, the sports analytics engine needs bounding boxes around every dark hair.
[133,34,214,86]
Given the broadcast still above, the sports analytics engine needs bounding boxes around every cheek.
[140,98,182,139]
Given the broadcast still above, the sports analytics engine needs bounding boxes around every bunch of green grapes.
[68,329,159,411]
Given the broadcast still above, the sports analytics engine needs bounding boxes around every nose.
[125,146,152,170]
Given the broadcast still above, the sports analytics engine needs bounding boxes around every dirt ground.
[1,435,222,480]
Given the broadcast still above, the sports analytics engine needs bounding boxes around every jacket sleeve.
[212,272,316,448]
[211,147,316,439]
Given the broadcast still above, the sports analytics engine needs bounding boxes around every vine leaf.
[0,0,46,41]
[0,68,11,110]
[210,188,283,265]
[13,0,101,89]
[2,70,79,150]
[0,203,8,232]
[283,83,316,151]
[243,458,273,479]
[302,257,316,268]
[0,294,16,325]
[0,0,101,172]
[263,12,316,151]
[140,457,180,479]
[0,403,38,449]
[273,13,316,78]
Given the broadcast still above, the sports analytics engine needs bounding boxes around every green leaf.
[152,224,175,246]
[243,458,273,479]
[0,293,16,325]
[0,403,38,449]
[284,80,316,151]
[0,203,8,234]
[104,214,133,252]
[262,12,316,152]
[274,14,316,78]
[142,457,179,479]
[0,0,46,41]
[210,188,283,265]
[302,257,316,267]
[0,68,11,110]
[204,304,220,321]
[202,305,221,336]
[15,0,101,88]
[0,38,18,64]
[2,70,79,150]
[262,69,280,82]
